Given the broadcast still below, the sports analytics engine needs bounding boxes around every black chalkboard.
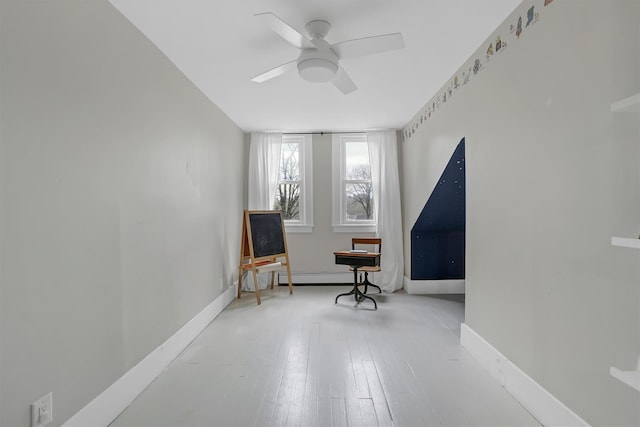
[238,210,293,304]
[247,211,286,258]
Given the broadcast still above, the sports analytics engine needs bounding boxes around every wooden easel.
[237,210,293,305]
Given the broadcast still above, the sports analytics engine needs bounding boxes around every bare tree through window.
[343,140,374,221]
[274,141,300,220]
[346,165,374,220]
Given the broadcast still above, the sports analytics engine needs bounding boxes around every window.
[332,134,376,232]
[274,134,313,232]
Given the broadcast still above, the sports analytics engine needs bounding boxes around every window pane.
[279,142,300,181]
[277,140,301,221]
[275,183,300,220]
[345,142,370,180]
[345,182,374,220]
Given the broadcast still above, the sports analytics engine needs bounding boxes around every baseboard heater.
[278,272,353,284]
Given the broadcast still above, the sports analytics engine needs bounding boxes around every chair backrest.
[352,237,382,253]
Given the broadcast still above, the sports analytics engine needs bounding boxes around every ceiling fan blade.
[255,12,314,50]
[250,60,297,83]
[332,33,404,60]
[333,67,357,95]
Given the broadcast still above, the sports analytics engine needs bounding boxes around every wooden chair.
[351,237,382,294]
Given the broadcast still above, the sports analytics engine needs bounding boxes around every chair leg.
[361,272,382,294]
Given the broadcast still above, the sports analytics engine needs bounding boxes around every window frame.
[276,134,313,233]
[332,133,376,233]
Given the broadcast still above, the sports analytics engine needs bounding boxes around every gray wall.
[0,1,246,426]
[401,1,639,425]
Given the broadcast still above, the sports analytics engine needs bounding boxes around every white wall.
[402,0,639,425]
[0,1,245,426]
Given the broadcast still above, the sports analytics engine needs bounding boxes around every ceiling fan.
[250,12,404,95]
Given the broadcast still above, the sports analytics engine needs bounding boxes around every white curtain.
[367,130,404,292]
[245,132,282,290]
[248,132,282,210]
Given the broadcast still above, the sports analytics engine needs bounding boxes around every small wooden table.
[334,251,381,309]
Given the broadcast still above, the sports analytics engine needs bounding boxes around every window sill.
[332,224,377,233]
[285,224,314,233]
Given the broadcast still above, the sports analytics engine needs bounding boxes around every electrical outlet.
[31,392,53,427]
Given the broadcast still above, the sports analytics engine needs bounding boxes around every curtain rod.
[282,131,366,135]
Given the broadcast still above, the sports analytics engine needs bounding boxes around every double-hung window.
[332,134,376,232]
[274,134,313,232]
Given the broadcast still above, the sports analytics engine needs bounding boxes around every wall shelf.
[610,356,640,392]
[611,236,640,249]
[611,93,640,112]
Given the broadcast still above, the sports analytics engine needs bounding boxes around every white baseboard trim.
[403,276,465,294]
[278,272,353,284]
[460,324,589,427]
[62,283,238,427]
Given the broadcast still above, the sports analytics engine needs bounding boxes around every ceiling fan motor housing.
[305,20,331,39]
[297,38,339,83]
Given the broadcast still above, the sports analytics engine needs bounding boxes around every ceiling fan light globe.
[297,58,338,83]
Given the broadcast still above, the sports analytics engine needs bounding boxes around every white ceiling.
[109,0,522,133]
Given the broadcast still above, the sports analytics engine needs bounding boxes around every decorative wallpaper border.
[401,0,554,142]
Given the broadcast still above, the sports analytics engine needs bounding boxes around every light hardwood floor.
[110,285,540,427]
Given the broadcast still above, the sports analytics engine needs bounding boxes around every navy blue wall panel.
[411,138,465,280]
